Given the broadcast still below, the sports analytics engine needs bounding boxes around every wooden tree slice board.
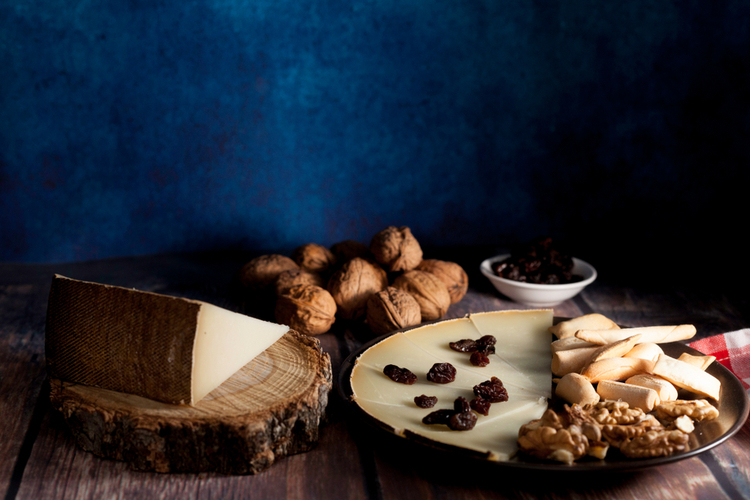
[48,330,332,474]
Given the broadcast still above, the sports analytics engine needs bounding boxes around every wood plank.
[17,331,370,500]
[3,250,749,499]
[365,432,733,500]
[0,283,49,499]
[699,418,750,499]
[17,410,373,500]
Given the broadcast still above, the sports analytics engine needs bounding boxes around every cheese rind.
[45,275,287,405]
[350,309,553,460]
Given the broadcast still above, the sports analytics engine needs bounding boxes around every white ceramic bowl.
[480,254,597,307]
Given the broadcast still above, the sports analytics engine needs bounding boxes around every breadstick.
[585,334,642,365]
[597,380,659,412]
[623,342,663,362]
[651,354,721,401]
[625,374,678,403]
[551,337,597,353]
[580,357,654,383]
[678,353,716,371]
[555,373,600,405]
[575,325,696,345]
[548,313,619,339]
[551,346,599,376]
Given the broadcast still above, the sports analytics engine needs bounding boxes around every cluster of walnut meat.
[238,226,468,336]
[518,399,717,464]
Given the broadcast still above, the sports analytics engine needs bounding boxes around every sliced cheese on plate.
[350,309,553,460]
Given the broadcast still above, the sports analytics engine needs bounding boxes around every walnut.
[670,415,695,434]
[275,284,336,335]
[534,408,566,430]
[291,243,337,275]
[655,399,719,423]
[600,414,663,447]
[392,270,451,321]
[366,286,421,335]
[518,405,611,462]
[240,255,299,291]
[369,226,423,272]
[518,423,590,464]
[330,240,373,264]
[588,400,647,425]
[416,259,468,304]
[619,429,690,458]
[327,258,388,320]
[274,268,324,296]
[587,440,610,460]
[560,403,600,428]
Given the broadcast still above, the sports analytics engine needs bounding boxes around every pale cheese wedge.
[45,274,288,405]
[350,309,553,461]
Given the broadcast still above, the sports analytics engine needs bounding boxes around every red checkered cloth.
[690,329,750,393]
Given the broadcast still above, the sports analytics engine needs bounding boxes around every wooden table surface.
[2,250,749,500]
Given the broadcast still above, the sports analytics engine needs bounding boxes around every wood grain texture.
[2,250,749,500]
[48,330,332,474]
[0,283,49,499]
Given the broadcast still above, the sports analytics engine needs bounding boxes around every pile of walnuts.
[517,399,715,464]
[238,226,468,336]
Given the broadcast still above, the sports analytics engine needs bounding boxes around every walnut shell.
[327,257,388,320]
[369,226,423,272]
[366,286,421,335]
[275,284,336,335]
[416,259,468,304]
[274,268,325,296]
[240,254,299,290]
[330,240,372,264]
[291,243,336,275]
[392,270,451,321]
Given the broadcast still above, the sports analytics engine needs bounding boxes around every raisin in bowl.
[480,254,597,307]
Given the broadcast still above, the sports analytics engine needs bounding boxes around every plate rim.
[337,316,750,472]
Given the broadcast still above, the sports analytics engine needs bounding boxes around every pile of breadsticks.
[550,314,721,411]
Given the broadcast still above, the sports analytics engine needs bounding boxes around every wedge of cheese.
[45,275,288,405]
[350,309,553,461]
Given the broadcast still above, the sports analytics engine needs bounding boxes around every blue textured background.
[2,1,749,277]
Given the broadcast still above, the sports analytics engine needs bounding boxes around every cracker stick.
[597,380,659,412]
[575,325,696,345]
[580,357,654,383]
[555,373,600,405]
[625,374,678,403]
[551,337,597,353]
[548,313,619,339]
[585,334,642,365]
[651,354,721,401]
[624,342,663,362]
[551,346,599,377]
[678,352,716,371]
